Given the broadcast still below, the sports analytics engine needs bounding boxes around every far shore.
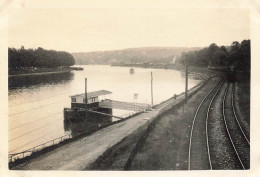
[111,63,182,70]
[8,66,83,77]
[110,63,226,72]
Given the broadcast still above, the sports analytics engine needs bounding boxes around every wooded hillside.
[8,47,75,68]
[177,40,250,71]
[72,47,200,65]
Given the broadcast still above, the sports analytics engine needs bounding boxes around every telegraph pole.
[151,71,153,107]
[85,78,88,116]
[185,55,188,103]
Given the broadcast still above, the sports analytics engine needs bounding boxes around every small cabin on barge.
[64,90,112,121]
[70,90,112,109]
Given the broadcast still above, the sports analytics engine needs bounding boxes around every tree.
[211,49,228,66]
[207,43,220,66]
[177,40,250,71]
[239,40,250,70]
[8,47,75,68]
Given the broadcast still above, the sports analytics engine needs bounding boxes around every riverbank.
[8,66,83,77]
[111,63,213,71]
[111,63,226,78]
[111,63,181,70]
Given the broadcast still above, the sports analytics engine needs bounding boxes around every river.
[8,65,201,154]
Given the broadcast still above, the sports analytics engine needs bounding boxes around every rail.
[222,86,245,169]
[231,85,250,145]
[222,84,250,169]
[205,81,224,169]
[9,133,71,163]
[188,79,222,170]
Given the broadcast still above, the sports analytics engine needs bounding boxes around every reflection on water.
[64,109,113,138]
[9,72,74,89]
[8,65,201,154]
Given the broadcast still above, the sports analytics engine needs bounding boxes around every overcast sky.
[8,8,249,52]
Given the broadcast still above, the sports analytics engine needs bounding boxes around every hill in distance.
[72,47,201,65]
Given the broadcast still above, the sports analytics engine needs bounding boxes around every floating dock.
[64,90,151,121]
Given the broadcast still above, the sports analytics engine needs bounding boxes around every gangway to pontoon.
[99,99,152,112]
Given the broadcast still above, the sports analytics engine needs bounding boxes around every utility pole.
[151,71,153,107]
[185,55,188,103]
[85,78,88,116]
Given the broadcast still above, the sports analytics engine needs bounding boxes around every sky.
[8,8,249,52]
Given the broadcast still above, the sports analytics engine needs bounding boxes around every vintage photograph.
[6,3,251,171]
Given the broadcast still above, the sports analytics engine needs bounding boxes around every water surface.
[8,65,201,154]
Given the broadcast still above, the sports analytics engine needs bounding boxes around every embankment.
[9,70,72,78]
[9,66,83,78]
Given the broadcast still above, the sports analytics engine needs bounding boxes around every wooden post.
[85,78,88,116]
[185,56,188,103]
[151,71,153,107]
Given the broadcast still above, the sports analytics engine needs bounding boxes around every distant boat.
[70,67,84,71]
[130,68,135,74]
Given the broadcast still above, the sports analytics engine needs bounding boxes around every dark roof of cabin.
[70,90,112,98]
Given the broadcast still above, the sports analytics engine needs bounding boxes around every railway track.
[231,85,250,145]
[222,83,250,169]
[123,76,222,170]
[188,78,223,170]
[189,80,250,170]
[125,74,249,170]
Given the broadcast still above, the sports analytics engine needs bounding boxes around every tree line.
[177,40,250,71]
[72,47,200,65]
[8,47,75,68]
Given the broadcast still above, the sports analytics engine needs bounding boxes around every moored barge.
[64,90,112,121]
